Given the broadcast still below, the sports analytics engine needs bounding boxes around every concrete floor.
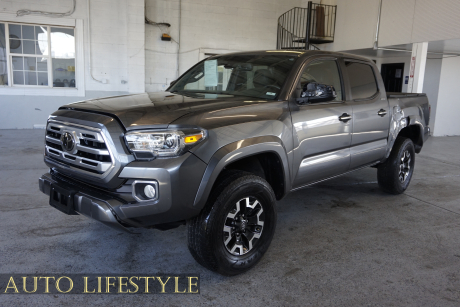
[1,129,460,306]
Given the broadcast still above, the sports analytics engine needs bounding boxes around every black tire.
[187,170,277,276]
[377,137,415,194]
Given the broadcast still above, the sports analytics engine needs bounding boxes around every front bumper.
[39,152,208,232]
[39,172,133,233]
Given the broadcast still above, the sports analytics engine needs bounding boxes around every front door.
[290,58,352,189]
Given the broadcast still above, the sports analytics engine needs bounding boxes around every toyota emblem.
[61,132,76,152]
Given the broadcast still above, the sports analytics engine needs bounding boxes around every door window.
[300,59,343,102]
[344,61,378,99]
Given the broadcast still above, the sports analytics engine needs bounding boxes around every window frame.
[343,59,380,101]
[0,14,84,96]
[293,57,345,104]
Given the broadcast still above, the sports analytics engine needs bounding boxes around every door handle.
[338,113,352,122]
[377,109,387,117]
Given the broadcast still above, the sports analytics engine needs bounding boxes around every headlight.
[124,129,206,160]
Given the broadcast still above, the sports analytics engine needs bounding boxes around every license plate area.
[49,183,78,215]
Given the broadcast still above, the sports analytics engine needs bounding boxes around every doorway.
[381,63,404,93]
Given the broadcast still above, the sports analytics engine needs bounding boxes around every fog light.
[132,180,159,202]
[144,185,156,199]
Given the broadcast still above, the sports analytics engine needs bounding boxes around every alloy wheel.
[222,197,265,256]
[399,150,411,183]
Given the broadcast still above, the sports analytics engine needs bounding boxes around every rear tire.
[187,170,277,276]
[377,137,415,194]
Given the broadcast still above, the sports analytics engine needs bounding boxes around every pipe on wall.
[177,0,181,78]
[87,0,104,83]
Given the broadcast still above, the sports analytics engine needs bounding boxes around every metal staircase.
[277,2,337,51]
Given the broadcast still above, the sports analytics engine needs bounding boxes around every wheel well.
[224,152,285,200]
[398,124,423,153]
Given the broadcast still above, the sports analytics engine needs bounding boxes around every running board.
[290,161,380,192]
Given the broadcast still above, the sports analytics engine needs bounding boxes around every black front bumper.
[39,172,134,233]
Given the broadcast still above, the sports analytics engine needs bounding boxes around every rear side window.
[344,61,378,99]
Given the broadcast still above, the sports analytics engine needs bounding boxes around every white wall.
[144,0,306,92]
[379,0,460,47]
[322,0,379,52]
[324,0,460,51]
[0,0,145,129]
[433,56,460,136]
[422,58,442,129]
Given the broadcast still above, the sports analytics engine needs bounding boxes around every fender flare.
[407,115,425,153]
[192,135,291,210]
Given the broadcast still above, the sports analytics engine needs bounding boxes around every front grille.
[45,121,114,176]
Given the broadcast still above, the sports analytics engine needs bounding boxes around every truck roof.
[211,50,372,62]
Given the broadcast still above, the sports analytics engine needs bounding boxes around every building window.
[0,23,7,85]
[1,22,76,88]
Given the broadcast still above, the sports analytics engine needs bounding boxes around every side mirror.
[296,82,337,105]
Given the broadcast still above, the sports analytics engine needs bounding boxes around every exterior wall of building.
[144,0,305,92]
[433,56,460,136]
[323,0,460,51]
[0,0,144,129]
[379,0,460,47]
[422,58,443,129]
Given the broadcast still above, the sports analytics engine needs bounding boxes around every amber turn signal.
[184,134,203,144]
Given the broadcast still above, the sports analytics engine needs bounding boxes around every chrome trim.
[45,135,62,145]
[338,113,352,122]
[45,146,112,173]
[47,121,105,142]
[132,180,159,202]
[45,120,116,179]
[75,144,109,155]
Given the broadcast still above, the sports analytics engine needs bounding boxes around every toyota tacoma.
[39,50,430,276]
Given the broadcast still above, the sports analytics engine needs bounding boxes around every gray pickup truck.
[39,50,430,276]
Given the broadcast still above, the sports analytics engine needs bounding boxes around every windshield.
[169,54,298,100]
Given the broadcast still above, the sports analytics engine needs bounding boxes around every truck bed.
[387,92,431,141]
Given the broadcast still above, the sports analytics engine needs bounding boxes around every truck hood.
[61,92,277,130]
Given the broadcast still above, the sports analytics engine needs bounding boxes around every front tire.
[377,137,415,194]
[187,170,277,276]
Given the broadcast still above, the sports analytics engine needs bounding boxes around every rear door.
[290,57,352,189]
[341,59,390,169]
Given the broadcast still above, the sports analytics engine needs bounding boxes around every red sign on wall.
[409,56,416,78]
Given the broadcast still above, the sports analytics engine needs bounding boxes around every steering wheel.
[263,84,280,90]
